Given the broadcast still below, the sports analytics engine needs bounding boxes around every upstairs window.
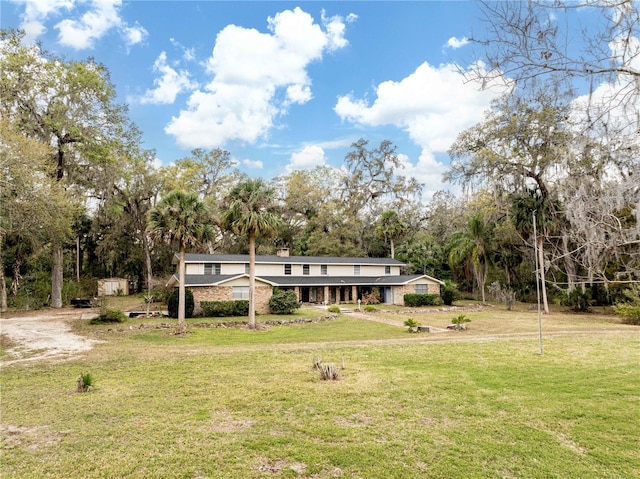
[385,265,391,275]
[303,264,310,275]
[284,264,292,275]
[245,263,250,274]
[321,265,327,275]
[204,263,221,275]
[354,265,361,276]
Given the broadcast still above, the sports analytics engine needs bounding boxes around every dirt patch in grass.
[0,309,101,365]
[1,425,65,451]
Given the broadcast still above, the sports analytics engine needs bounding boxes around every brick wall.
[191,285,273,315]
[395,282,441,306]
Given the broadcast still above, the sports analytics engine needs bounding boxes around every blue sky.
[0,1,543,197]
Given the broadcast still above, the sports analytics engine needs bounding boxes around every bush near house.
[404,293,442,307]
[201,300,249,317]
[167,288,195,318]
[269,288,301,315]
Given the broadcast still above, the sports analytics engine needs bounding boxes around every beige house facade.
[168,249,443,314]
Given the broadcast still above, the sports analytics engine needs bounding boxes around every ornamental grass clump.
[312,356,343,380]
[76,372,94,393]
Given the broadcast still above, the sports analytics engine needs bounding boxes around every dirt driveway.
[1,309,100,366]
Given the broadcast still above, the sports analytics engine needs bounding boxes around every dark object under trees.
[167,288,194,319]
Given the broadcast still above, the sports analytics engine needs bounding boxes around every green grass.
[1,309,639,478]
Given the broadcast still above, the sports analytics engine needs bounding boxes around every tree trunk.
[390,238,395,259]
[248,234,256,330]
[538,236,550,314]
[51,245,63,308]
[10,258,21,297]
[142,231,153,291]
[177,243,186,334]
[0,252,7,313]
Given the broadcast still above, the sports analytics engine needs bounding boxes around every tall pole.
[533,210,543,355]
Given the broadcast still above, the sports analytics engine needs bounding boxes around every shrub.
[404,293,442,307]
[363,304,376,312]
[90,309,127,324]
[327,305,340,314]
[201,300,249,317]
[451,313,470,330]
[560,288,591,312]
[404,318,419,332]
[441,279,457,306]
[269,288,301,315]
[613,304,640,325]
[362,290,381,305]
[167,288,195,318]
[76,372,94,392]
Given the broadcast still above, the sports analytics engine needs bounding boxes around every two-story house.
[168,249,443,314]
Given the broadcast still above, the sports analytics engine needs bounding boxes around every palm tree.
[375,210,407,259]
[148,190,213,334]
[447,213,493,304]
[221,179,283,329]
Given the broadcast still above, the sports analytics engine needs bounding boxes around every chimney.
[277,248,290,257]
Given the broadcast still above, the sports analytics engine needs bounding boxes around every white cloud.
[242,159,264,169]
[322,9,356,51]
[335,61,507,197]
[138,52,197,105]
[285,145,327,173]
[335,61,506,153]
[56,0,123,49]
[12,0,146,50]
[446,36,469,49]
[165,7,352,149]
[12,0,74,42]
[122,22,147,46]
[397,152,452,202]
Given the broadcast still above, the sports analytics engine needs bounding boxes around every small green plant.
[451,314,470,330]
[90,309,127,324]
[404,318,418,329]
[363,304,376,312]
[327,305,340,314]
[76,372,94,392]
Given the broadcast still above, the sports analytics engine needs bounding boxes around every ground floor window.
[415,284,428,294]
[232,286,250,299]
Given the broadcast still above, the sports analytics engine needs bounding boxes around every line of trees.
[3,0,639,317]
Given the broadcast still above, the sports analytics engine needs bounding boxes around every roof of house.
[176,253,406,266]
